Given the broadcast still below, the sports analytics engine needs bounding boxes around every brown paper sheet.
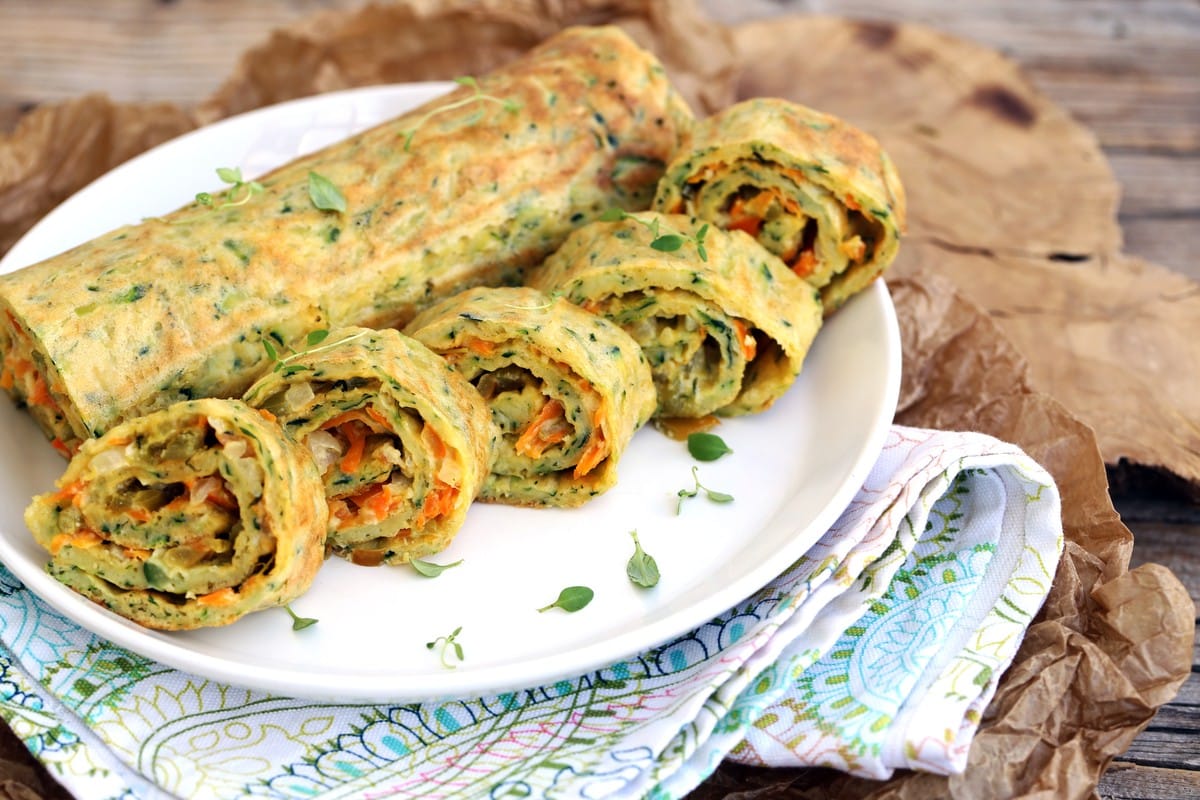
[731,16,1200,498]
[0,2,1192,799]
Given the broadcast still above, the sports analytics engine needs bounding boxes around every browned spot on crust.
[970,84,1037,128]
[855,20,898,48]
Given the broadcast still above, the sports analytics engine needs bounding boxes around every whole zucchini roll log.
[531,213,822,419]
[652,98,906,313]
[405,287,655,508]
[243,327,496,566]
[23,399,328,630]
[0,25,693,455]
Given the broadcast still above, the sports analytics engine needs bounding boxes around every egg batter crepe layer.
[24,398,327,630]
[652,98,905,314]
[405,287,655,508]
[243,327,496,566]
[0,25,693,455]
[531,213,822,419]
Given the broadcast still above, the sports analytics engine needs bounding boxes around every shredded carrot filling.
[514,399,569,459]
[791,250,819,278]
[338,420,369,474]
[124,507,153,523]
[205,482,239,511]
[257,407,277,423]
[731,319,758,362]
[728,192,779,238]
[122,546,151,561]
[467,338,497,357]
[573,407,608,479]
[364,484,393,519]
[48,530,102,555]
[196,587,238,607]
[51,480,86,508]
[421,423,448,460]
[415,481,458,528]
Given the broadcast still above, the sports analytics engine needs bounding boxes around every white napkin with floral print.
[0,426,1062,800]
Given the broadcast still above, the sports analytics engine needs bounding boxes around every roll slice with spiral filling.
[23,398,327,630]
[652,98,905,314]
[243,327,497,566]
[530,213,822,420]
[405,287,655,507]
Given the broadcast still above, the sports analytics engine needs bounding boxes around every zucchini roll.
[0,25,692,455]
[530,212,822,419]
[242,327,496,566]
[23,398,327,630]
[652,98,905,313]
[405,287,655,508]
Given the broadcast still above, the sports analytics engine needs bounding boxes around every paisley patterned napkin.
[0,426,1062,800]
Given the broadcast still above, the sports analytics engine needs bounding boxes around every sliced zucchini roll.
[530,213,822,420]
[405,287,655,508]
[243,327,497,567]
[24,398,327,630]
[653,98,906,313]
[0,24,692,456]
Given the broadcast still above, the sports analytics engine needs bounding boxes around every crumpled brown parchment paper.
[0,2,1192,799]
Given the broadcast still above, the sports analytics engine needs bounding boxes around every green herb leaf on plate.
[626,530,660,589]
[425,625,465,669]
[537,585,594,613]
[410,558,464,578]
[284,604,319,631]
[676,465,734,514]
[687,431,733,461]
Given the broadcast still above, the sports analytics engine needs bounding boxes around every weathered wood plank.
[1117,217,1200,281]
[1099,763,1200,800]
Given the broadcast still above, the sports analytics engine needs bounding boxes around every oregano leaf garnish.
[308,171,347,213]
[410,558,464,578]
[626,530,660,589]
[687,431,733,462]
[537,585,594,613]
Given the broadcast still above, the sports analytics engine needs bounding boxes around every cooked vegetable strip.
[0,25,693,454]
[243,327,496,567]
[23,399,327,630]
[652,98,905,314]
[405,287,655,508]
[530,213,822,420]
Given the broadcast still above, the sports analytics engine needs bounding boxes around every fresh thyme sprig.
[675,465,734,514]
[598,208,709,262]
[196,167,263,209]
[425,626,465,669]
[402,76,521,152]
[262,328,370,377]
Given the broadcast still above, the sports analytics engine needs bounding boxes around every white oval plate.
[0,85,901,702]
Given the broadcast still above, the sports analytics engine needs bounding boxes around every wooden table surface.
[1,2,1197,798]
